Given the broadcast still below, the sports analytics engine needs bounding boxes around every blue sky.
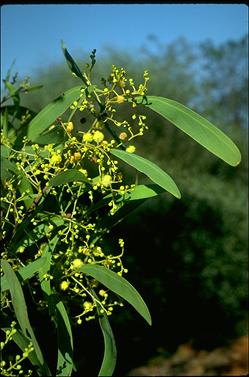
[1,4,248,78]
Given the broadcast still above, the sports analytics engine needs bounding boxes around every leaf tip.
[226,151,241,167]
[172,186,181,199]
[232,160,241,167]
[234,153,242,167]
[177,191,181,199]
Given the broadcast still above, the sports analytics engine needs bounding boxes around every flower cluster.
[0,64,150,325]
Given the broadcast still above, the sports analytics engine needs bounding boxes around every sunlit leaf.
[143,96,241,167]
[88,184,162,216]
[1,260,50,374]
[111,149,181,199]
[79,264,152,325]
[37,237,74,377]
[122,184,165,201]
[27,86,82,141]
[48,169,89,187]
[1,257,48,292]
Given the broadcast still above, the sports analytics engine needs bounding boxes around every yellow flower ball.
[71,259,84,269]
[66,121,74,133]
[93,130,104,143]
[60,281,70,291]
[126,145,136,153]
[99,289,107,297]
[83,132,93,142]
[83,301,93,311]
[50,154,62,165]
[101,174,112,187]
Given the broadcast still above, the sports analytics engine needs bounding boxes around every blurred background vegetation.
[14,34,248,375]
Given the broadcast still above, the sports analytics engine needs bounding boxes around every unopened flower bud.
[119,132,127,140]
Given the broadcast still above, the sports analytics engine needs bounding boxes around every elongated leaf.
[55,301,74,376]
[48,169,89,187]
[5,81,17,96]
[27,86,82,141]
[88,184,164,220]
[7,207,58,251]
[1,260,50,374]
[111,149,181,199]
[1,158,18,181]
[109,184,165,204]
[122,184,165,201]
[34,126,65,145]
[144,96,241,167]
[38,236,58,326]
[0,157,34,208]
[1,260,30,330]
[38,237,58,296]
[79,264,152,325]
[0,145,10,158]
[1,257,48,292]
[18,174,34,209]
[98,311,117,376]
[37,237,74,377]
[61,41,88,85]
[1,260,41,351]
[8,217,64,256]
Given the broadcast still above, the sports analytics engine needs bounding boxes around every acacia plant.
[0,43,241,376]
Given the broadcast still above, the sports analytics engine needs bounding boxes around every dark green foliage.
[107,172,248,374]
